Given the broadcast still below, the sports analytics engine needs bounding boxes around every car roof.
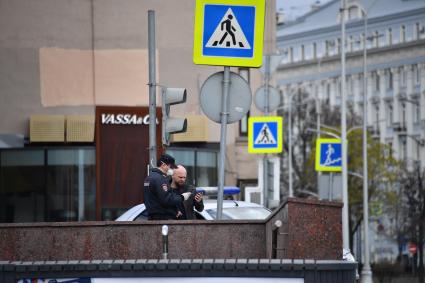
[203,199,269,210]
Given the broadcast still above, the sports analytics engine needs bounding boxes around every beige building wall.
[0,0,276,186]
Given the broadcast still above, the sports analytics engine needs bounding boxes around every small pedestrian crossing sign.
[248,116,283,154]
[315,138,342,172]
[193,0,265,67]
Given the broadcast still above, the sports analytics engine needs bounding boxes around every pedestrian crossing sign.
[315,138,342,172]
[248,116,283,154]
[193,0,265,67]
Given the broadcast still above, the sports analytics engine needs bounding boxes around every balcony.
[370,90,380,104]
[410,84,421,99]
[398,85,407,97]
[384,88,394,101]
[393,122,407,134]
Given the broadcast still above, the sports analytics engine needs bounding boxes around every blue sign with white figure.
[193,0,265,67]
[315,139,342,172]
[248,117,283,154]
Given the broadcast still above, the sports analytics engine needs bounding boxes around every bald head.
[172,165,187,186]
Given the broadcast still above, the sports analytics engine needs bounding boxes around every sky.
[276,0,333,21]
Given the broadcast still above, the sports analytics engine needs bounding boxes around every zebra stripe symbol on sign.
[254,123,277,145]
[205,8,251,49]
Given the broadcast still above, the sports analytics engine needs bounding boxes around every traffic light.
[161,87,188,145]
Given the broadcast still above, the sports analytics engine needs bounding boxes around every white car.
[115,199,271,221]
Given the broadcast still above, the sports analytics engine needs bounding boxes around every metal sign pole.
[217,66,230,220]
[148,10,157,167]
[263,55,270,207]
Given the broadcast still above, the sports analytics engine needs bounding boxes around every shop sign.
[101,114,158,125]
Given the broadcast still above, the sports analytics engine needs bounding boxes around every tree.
[399,163,425,283]
[279,99,401,252]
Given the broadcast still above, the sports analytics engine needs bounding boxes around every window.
[375,106,380,128]
[388,142,393,158]
[399,68,407,87]
[348,5,359,20]
[349,76,354,95]
[312,42,317,59]
[46,149,96,222]
[387,28,393,45]
[415,23,420,40]
[413,102,420,124]
[386,70,393,90]
[166,148,218,187]
[293,46,301,62]
[386,103,393,127]
[301,45,305,60]
[393,27,400,44]
[400,25,406,43]
[373,31,379,48]
[372,72,380,91]
[413,65,420,86]
[399,137,407,160]
[401,103,406,129]
[0,147,96,223]
[325,82,331,102]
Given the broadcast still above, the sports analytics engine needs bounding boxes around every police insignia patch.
[162,184,168,191]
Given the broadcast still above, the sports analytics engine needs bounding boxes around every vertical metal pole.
[316,98,321,193]
[360,11,373,283]
[78,149,85,221]
[148,10,157,167]
[340,0,350,252]
[263,55,270,206]
[328,173,333,201]
[288,92,293,197]
[217,66,230,220]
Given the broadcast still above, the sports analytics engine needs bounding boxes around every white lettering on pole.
[101,114,159,125]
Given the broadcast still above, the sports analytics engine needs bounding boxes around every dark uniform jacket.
[171,184,204,220]
[143,168,183,220]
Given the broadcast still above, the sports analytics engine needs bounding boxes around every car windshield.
[206,207,270,220]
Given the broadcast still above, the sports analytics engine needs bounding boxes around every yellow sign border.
[248,116,283,154]
[315,138,342,172]
[193,0,265,67]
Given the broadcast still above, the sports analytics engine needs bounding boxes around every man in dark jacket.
[171,165,204,220]
[144,154,191,220]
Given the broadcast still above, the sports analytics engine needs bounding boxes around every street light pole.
[340,0,350,255]
[360,6,372,283]
[288,91,294,198]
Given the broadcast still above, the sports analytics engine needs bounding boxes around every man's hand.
[181,192,191,201]
[176,211,183,218]
[194,193,203,203]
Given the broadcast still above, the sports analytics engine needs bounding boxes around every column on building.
[352,73,361,114]
[389,68,400,159]
[329,78,337,106]
[391,67,401,126]
[419,63,425,167]
[377,70,387,144]
[403,66,414,163]
[420,63,425,121]
[315,80,324,102]
[366,71,374,127]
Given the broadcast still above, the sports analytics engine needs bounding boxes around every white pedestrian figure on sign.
[324,144,335,165]
[259,125,270,143]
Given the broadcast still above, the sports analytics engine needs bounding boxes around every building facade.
[0,0,276,222]
[275,0,425,263]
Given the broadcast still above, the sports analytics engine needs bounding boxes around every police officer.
[143,154,191,220]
